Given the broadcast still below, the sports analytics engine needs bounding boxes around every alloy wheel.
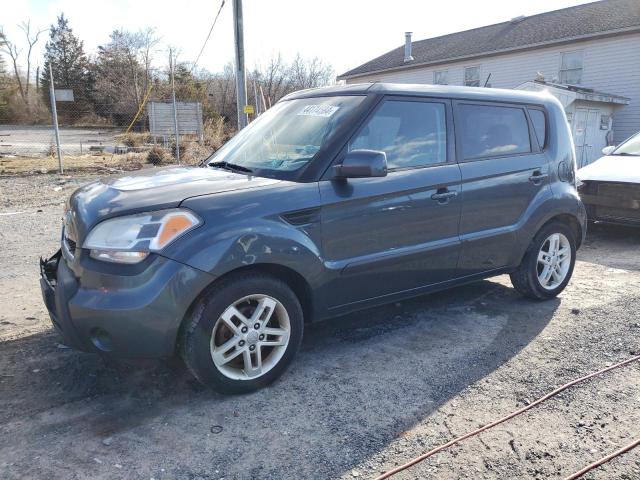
[210,294,290,380]
[536,233,571,290]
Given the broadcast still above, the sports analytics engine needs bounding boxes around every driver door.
[319,97,462,308]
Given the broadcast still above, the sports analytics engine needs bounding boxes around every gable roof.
[338,0,640,79]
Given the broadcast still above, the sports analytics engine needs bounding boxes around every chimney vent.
[404,32,414,63]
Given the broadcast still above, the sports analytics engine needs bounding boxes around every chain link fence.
[1,15,333,176]
[0,75,226,175]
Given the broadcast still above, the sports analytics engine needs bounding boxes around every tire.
[510,221,577,300]
[180,272,304,394]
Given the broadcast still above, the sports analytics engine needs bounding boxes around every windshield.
[207,95,364,177]
[613,132,640,156]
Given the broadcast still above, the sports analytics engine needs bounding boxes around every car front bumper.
[39,250,214,358]
[580,181,640,226]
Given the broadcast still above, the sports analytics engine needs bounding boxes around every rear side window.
[459,104,531,159]
[528,109,547,148]
[349,100,447,169]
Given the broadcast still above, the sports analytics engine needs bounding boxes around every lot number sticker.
[297,105,339,117]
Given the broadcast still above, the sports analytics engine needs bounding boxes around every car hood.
[578,155,640,183]
[68,166,280,240]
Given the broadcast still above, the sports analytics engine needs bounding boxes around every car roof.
[283,82,556,107]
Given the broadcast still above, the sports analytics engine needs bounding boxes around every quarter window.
[460,104,531,159]
[464,66,480,87]
[349,100,447,169]
[559,51,583,85]
[434,70,448,85]
[528,109,547,148]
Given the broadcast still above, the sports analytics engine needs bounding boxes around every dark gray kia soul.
[40,83,587,393]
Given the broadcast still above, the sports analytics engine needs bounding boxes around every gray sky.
[4,0,593,77]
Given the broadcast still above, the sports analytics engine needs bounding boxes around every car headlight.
[83,208,201,264]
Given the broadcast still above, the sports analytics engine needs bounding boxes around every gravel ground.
[0,173,639,480]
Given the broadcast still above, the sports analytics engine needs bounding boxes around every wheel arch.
[540,213,583,250]
[175,263,315,356]
[514,211,584,269]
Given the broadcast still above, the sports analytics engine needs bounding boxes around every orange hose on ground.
[374,355,640,480]
[564,437,640,480]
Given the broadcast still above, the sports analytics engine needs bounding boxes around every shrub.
[118,132,151,147]
[146,146,167,165]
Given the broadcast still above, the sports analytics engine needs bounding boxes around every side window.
[528,109,547,148]
[349,100,447,169]
[459,104,531,159]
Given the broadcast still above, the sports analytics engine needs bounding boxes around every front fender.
[162,181,325,293]
[173,218,325,287]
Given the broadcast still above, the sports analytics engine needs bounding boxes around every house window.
[559,51,583,85]
[464,66,480,87]
[434,70,448,85]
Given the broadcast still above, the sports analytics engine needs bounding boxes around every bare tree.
[139,27,161,98]
[93,28,162,124]
[0,23,46,103]
[19,21,47,96]
[255,54,287,107]
[288,54,334,91]
[0,29,25,102]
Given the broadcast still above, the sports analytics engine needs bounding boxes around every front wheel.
[510,221,577,300]
[180,272,304,394]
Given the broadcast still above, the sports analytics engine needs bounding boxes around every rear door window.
[528,109,547,148]
[459,104,531,159]
[349,100,447,169]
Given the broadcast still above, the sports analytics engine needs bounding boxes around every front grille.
[595,182,640,221]
[597,182,640,199]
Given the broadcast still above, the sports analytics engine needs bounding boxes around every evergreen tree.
[40,14,93,122]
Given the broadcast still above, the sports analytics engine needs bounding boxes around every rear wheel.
[180,272,304,394]
[510,221,576,300]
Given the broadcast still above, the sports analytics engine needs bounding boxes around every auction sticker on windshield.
[297,104,339,117]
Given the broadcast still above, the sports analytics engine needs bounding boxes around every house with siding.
[337,0,640,166]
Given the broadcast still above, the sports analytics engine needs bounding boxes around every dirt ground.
[0,172,639,480]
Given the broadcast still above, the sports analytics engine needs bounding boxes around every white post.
[48,64,63,174]
[170,48,180,164]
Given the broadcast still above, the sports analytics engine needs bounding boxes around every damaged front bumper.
[40,250,88,351]
[39,249,214,358]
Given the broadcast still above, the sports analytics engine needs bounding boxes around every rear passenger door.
[319,97,462,307]
[454,101,550,276]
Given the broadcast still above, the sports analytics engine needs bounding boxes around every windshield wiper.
[208,161,253,173]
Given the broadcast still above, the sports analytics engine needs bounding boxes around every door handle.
[431,189,458,203]
[528,171,548,184]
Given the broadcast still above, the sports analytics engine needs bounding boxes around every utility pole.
[48,64,63,174]
[169,48,180,164]
[232,0,248,129]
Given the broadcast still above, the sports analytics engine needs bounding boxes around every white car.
[578,131,640,226]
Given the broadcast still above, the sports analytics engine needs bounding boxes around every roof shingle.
[338,0,640,79]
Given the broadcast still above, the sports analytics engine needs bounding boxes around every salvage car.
[40,83,586,393]
[578,131,640,226]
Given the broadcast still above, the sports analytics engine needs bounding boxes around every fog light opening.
[90,328,113,352]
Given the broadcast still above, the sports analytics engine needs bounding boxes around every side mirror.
[602,145,616,156]
[333,150,388,179]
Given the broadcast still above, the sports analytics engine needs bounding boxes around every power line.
[191,0,226,73]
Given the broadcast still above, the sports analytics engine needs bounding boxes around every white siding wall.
[347,33,640,143]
